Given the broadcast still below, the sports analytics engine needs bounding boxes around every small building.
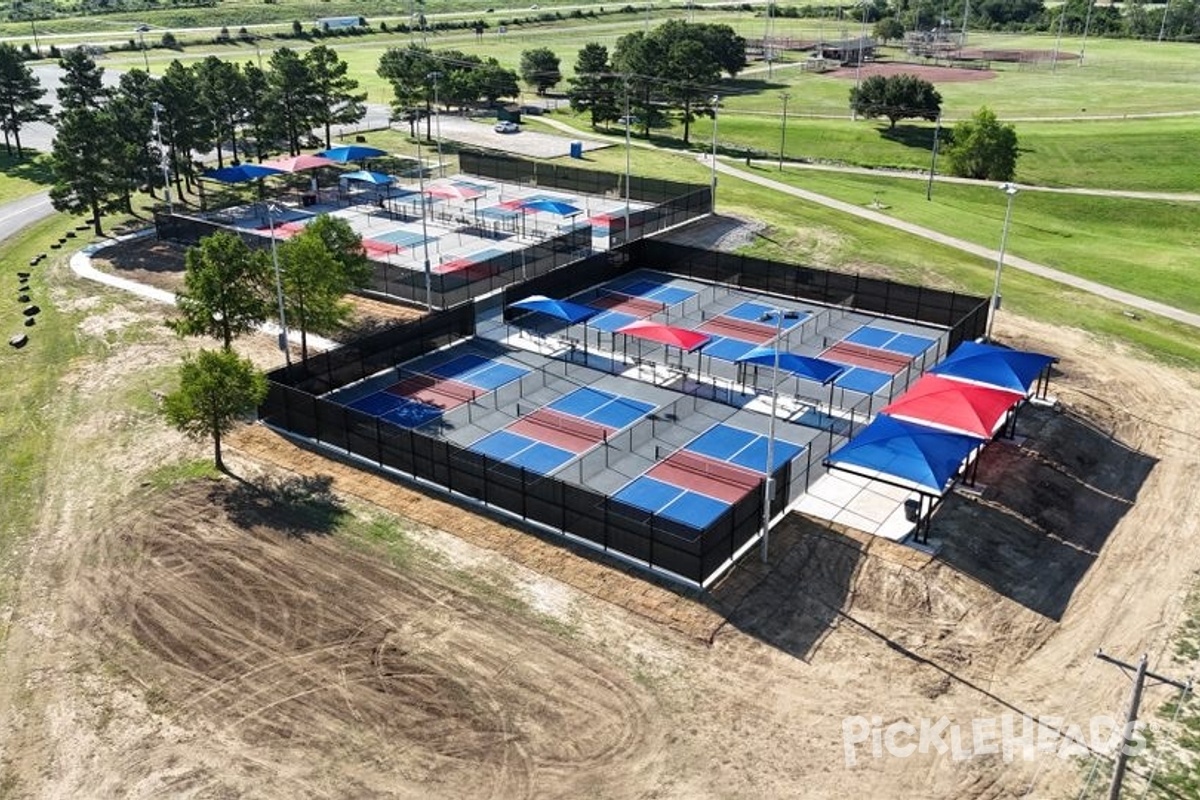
[496,104,522,123]
[818,37,877,65]
[317,16,365,31]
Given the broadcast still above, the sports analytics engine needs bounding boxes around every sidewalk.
[69,229,340,352]
[712,159,1200,330]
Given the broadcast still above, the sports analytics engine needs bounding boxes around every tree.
[267,47,315,155]
[613,32,659,137]
[663,38,721,146]
[158,59,214,196]
[162,349,267,472]
[276,226,353,361]
[194,56,246,167]
[567,43,619,129]
[0,42,49,159]
[49,49,120,235]
[303,214,372,290]
[170,231,272,350]
[944,106,1019,181]
[873,17,905,44]
[849,73,941,129]
[305,45,366,150]
[519,47,561,96]
[378,45,435,137]
[240,62,280,163]
[470,59,520,106]
[108,69,158,214]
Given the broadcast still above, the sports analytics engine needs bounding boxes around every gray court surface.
[325,269,953,526]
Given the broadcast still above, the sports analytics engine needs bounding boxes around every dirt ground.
[1,237,1199,799]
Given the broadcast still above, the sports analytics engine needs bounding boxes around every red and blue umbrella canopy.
[340,169,394,186]
[881,374,1023,438]
[735,347,845,385]
[522,198,581,216]
[260,154,338,173]
[930,341,1056,395]
[203,163,284,183]
[827,414,984,494]
[615,320,711,352]
[318,144,387,163]
[508,295,598,325]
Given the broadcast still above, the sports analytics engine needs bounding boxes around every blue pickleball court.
[470,430,576,474]
[612,475,731,530]
[683,423,804,474]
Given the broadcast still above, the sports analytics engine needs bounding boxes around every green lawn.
[750,166,1200,312]
[0,153,54,203]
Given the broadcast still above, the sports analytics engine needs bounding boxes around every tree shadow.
[0,152,54,185]
[215,472,348,539]
[878,123,936,151]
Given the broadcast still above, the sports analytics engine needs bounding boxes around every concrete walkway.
[713,158,1200,330]
[69,229,339,353]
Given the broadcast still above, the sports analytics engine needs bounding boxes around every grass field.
[0,153,54,202]
[753,165,1200,312]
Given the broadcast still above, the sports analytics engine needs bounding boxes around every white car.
[494,120,520,133]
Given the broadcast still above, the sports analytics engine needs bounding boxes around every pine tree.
[0,42,49,158]
[305,45,366,150]
[49,49,119,235]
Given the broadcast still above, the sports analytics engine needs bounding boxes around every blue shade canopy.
[340,169,394,185]
[509,294,599,324]
[522,199,581,216]
[930,340,1056,394]
[828,415,984,494]
[318,145,388,162]
[203,164,284,183]
[735,347,845,385]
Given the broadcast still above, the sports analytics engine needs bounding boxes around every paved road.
[0,191,55,246]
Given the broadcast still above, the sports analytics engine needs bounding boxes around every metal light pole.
[759,309,786,563]
[30,15,41,58]
[136,25,150,72]
[1079,0,1096,65]
[428,71,444,177]
[925,110,941,201]
[988,182,1019,341]
[415,135,433,310]
[763,1,774,78]
[851,2,869,120]
[778,92,791,171]
[151,102,172,213]
[623,76,632,244]
[266,204,292,366]
[710,94,719,206]
[1050,7,1066,72]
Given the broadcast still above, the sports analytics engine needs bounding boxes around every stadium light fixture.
[427,71,444,178]
[757,308,786,563]
[988,182,1019,341]
[265,203,292,365]
[709,94,719,205]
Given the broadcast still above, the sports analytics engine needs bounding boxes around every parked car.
[494,120,520,133]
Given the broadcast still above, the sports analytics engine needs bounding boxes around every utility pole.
[778,92,791,171]
[1095,650,1193,800]
[925,111,941,200]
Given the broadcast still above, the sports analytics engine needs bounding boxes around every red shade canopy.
[260,154,338,173]
[881,374,1024,437]
[615,320,711,352]
[425,183,482,201]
